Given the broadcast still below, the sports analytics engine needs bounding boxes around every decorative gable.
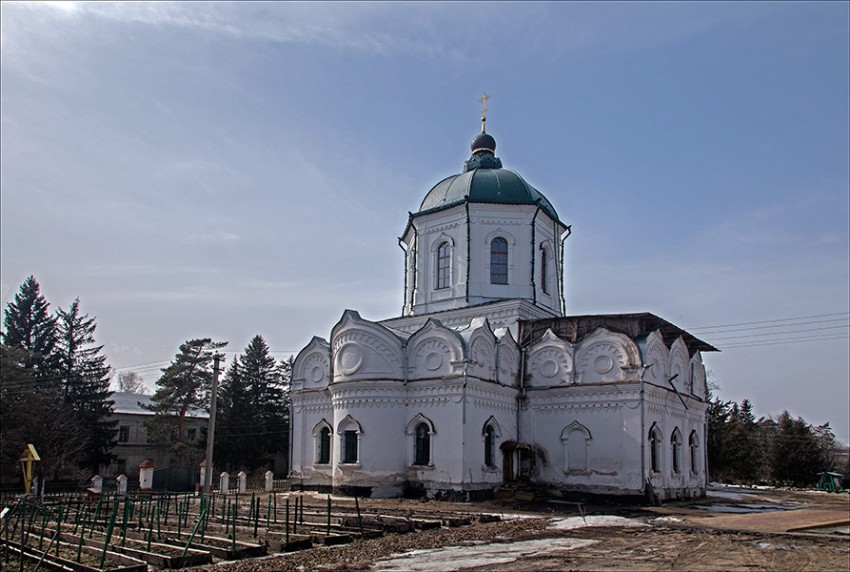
[575,328,640,383]
[331,310,404,382]
[407,319,464,380]
[527,329,573,387]
[292,336,331,390]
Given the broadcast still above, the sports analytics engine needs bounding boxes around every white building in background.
[289,120,716,501]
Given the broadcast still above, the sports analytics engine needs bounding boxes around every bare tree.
[117,371,147,394]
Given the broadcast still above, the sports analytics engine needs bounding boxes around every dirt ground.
[190,486,850,572]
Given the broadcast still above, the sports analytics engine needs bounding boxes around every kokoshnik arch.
[289,104,717,500]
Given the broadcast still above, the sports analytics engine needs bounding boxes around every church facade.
[289,121,716,501]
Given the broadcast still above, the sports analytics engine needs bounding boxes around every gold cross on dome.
[479,91,491,133]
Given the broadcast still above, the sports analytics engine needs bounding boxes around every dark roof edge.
[519,312,719,354]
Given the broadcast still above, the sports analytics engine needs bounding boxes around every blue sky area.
[2,2,848,442]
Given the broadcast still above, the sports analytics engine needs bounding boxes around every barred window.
[343,430,358,464]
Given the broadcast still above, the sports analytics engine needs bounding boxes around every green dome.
[418,166,560,221]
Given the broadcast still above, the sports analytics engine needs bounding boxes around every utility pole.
[203,352,224,498]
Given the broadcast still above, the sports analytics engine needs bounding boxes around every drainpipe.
[462,352,469,424]
[399,238,409,315]
[639,364,653,494]
[465,202,471,305]
[517,347,527,443]
[530,205,540,305]
[411,223,419,312]
[558,226,572,315]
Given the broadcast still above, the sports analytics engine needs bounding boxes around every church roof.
[418,167,560,222]
[519,313,719,355]
[410,130,562,225]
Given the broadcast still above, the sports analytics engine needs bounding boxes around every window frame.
[490,237,509,284]
[689,431,699,475]
[343,430,358,464]
[414,423,431,466]
[436,241,451,290]
[671,429,683,474]
[318,427,331,465]
[484,425,496,467]
[649,424,662,473]
[540,245,549,295]
[118,425,130,443]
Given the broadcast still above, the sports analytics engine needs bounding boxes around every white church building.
[289,116,716,502]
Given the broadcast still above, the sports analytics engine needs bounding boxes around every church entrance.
[501,441,535,484]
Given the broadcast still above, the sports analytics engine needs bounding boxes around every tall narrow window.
[650,427,661,473]
[671,429,682,474]
[540,246,549,294]
[414,423,430,465]
[436,242,450,289]
[689,431,699,475]
[318,427,331,464]
[343,430,358,464]
[118,426,130,443]
[484,425,495,467]
[490,237,508,284]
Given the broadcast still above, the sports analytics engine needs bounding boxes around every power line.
[708,324,849,342]
[687,311,850,331]
[720,333,850,350]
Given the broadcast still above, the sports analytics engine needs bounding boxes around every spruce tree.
[215,336,287,472]
[215,359,250,471]
[2,276,57,375]
[146,338,227,466]
[55,298,116,470]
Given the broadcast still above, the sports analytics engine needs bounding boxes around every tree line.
[1,277,115,485]
[707,396,846,486]
[1,276,292,487]
[144,336,291,474]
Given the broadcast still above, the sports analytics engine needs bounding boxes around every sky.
[2,2,848,443]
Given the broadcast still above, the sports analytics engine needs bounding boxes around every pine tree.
[2,276,57,375]
[145,338,227,466]
[55,298,116,470]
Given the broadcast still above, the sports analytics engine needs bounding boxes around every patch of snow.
[706,490,749,500]
[372,538,596,571]
[549,515,649,530]
[650,516,683,524]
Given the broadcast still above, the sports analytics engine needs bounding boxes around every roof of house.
[111,392,208,418]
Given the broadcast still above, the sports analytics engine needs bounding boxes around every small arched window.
[671,429,683,474]
[649,425,662,473]
[689,431,699,475]
[414,423,430,466]
[540,246,549,295]
[490,237,508,284]
[484,425,496,467]
[318,427,331,464]
[436,242,450,290]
